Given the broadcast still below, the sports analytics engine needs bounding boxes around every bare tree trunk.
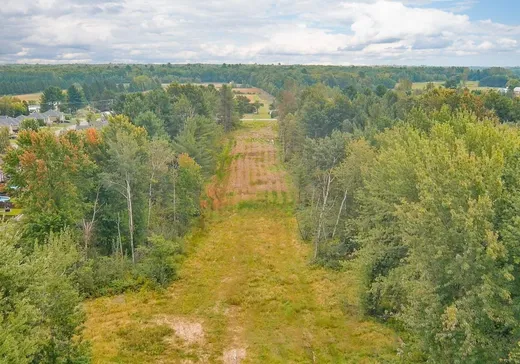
[125,175,135,264]
[173,171,177,223]
[147,171,154,229]
[314,170,333,260]
[117,212,123,257]
[332,189,348,239]
[82,186,101,251]
[280,123,286,162]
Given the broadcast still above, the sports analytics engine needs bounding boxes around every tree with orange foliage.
[4,129,96,242]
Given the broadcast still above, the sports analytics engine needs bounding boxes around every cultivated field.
[224,121,288,206]
[12,92,43,102]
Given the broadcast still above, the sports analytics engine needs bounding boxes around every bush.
[76,237,181,297]
[136,235,181,286]
[76,255,143,297]
[20,118,40,131]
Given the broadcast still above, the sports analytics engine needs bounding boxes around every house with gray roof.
[0,116,21,134]
[43,109,65,123]
[24,112,49,124]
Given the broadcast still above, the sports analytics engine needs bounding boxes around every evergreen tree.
[40,86,64,112]
[66,84,87,113]
[218,85,239,132]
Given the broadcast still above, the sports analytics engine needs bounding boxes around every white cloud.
[341,1,470,45]
[0,0,519,65]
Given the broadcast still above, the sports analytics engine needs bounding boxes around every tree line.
[278,82,520,362]
[0,83,243,362]
[2,64,520,97]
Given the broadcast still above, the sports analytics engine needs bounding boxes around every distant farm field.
[13,90,67,102]
[410,80,500,91]
[13,92,43,102]
[241,94,272,120]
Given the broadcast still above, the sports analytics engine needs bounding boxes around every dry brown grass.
[222,121,287,206]
[12,92,43,102]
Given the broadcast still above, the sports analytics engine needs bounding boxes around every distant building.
[43,109,65,123]
[514,87,520,96]
[17,110,65,125]
[0,116,21,134]
[28,104,41,113]
[23,112,49,124]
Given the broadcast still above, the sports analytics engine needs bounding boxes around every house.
[26,112,49,124]
[16,113,49,125]
[43,109,65,123]
[17,110,64,125]
[28,104,41,113]
[514,87,520,97]
[0,116,21,134]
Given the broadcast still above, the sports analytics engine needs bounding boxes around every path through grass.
[83,121,398,363]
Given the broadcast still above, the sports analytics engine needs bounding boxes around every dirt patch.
[111,295,126,304]
[154,316,204,345]
[223,348,247,364]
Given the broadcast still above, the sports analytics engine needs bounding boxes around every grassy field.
[241,94,272,120]
[411,80,500,91]
[0,208,22,217]
[83,120,399,363]
[12,92,43,102]
[12,90,68,103]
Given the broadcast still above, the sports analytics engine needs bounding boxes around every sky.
[0,0,519,66]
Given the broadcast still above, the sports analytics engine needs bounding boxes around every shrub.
[136,235,181,287]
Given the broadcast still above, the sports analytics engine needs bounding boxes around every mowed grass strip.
[83,120,398,363]
[84,207,398,363]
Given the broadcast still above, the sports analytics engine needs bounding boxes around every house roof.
[28,112,46,120]
[0,116,20,127]
[43,110,63,117]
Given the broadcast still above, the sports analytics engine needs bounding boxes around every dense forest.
[2,64,520,97]
[0,83,242,362]
[278,80,520,362]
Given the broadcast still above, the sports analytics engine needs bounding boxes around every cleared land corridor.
[83,120,398,363]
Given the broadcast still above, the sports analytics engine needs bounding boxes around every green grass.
[85,207,399,363]
[1,209,22,217]
[242,94,274,120]
[83,121,399,363]
[410,80,500,91]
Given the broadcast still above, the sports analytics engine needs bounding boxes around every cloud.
[0,0,519,65]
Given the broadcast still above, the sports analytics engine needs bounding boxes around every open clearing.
[410,80,500,91]
[11,92,43,102]
[83,120,398,363]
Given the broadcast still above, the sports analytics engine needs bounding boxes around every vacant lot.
[83,120,399,363]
